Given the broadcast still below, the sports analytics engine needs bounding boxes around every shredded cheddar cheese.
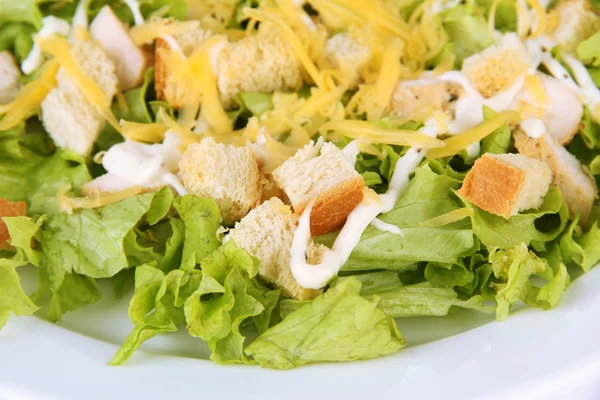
[426,111,521,159]
[129,19,200,45]
[419,207,473,227]
[0,60,59,131]
[319,120,446,148]
[58,184,142,214]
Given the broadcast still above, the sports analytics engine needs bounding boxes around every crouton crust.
[458,154,524,218]
[0,199,27,249]
[154,37,171,107]
[296,175,365,236]
[514,130,599,225]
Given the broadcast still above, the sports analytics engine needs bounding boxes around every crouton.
[216,32,303,109]
[228,198,324,300]
[0,199,27,249]
[155,27,217,108]
[514,130,598,225]
[458,153,552,219]
[462,33,531,98]
[0,51,20,105]
[517,74,583,145]
[390,79,460,119]
[553,0,600,53]
[89,5,151,91]
[272,138,365,236]
[322,33,372,89]
[42,39,119,157]
[179,138,262,224]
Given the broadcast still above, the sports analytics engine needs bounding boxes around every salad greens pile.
[2,0,600,370]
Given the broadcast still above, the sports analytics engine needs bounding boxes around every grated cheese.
[129,19,200,45]
[0,60,59,131]
[426,111,520,159]
[318,120,446,148]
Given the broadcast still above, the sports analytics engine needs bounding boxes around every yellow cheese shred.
[173,37,232,135]
[0,59,59,131]
[426,111,520,159]
[244,7,325,88]
[129,19,200,45]
[370,39,403,120]
[488,0,502,32]
[318,120,446,148]
[157,107,200,148]
[37,36,122,134]
[58,184,142,214]
[419,207,473,227]
[526,0,547,38]
[121,121,168,143]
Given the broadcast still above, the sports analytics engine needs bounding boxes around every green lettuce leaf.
[559,215,600,272]
[40,192,159,279]
[476,0,517,32]
[0,22,35,62]
[481,106,512,154]
[577,31,600,67]
[88,0,186,25]
[237,92,274,117]
[461,187,569,248]
[490,243,569,320]
[245,277,405,369]
[0,0,43,28]
[110,263,202,365]
[577,107,600,150]
[27,150,91,216]
[184,241,278,364]
[173,195,222,272]
[373,282,493,317]
[442,5,495,66]
[343,163,476,271]
[0,252,39,329]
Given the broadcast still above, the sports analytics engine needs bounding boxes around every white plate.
[1,266,600,400]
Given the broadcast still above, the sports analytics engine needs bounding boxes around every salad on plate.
[2,0,600,370]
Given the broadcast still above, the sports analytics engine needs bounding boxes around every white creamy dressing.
[371,218,404,236]
[520,118,546,138]
[21,16,71,74]
[562,53,600,114]
[101,131,187,195]
[289,121,439,289]
[123,0,145,25]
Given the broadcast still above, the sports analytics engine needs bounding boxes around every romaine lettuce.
[245,277,405,369]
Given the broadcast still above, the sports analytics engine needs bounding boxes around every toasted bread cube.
[514,130,598,225]
[462,33,531,98]
[215,32,303,109]
[458,153,552,219]
[0,51,20,105]
[272,138,365,235]
[89,5,151,91]
[0,199,27,249]
[322,33,372,89]
[155,29,302,110]
[228,198,325,300]
[391,79,460,119]
[553,0,600,53]
[179,138,262,224]
[42,39,118,157]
